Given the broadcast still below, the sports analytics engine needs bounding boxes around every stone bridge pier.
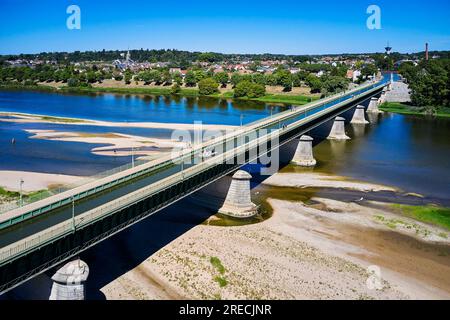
[367,97,382,113]
[49,259,89,300]
[351,105,369,124]
[292,135,316,167]
[328,117,350,140]
[218,170,258,218]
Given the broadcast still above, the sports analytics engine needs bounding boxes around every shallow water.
[0,90,287,175]
[311,113,450,200]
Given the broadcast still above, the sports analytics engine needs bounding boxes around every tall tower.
[385,42,392,56]
[425,43,429,61]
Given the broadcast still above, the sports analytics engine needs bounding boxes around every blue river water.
[0,91,283,125]
[0,92,286,175]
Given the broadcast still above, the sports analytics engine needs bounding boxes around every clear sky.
[1,0,449,55]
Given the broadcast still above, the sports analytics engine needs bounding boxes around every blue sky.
[1,0,449,55]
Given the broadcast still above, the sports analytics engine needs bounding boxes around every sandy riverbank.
[26,129,186,158]
[262,172,397,192]
[99,171,450,300]
[0,170,83,192]
[0,112,237,131]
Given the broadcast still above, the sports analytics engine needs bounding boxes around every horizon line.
[0,48,442,58]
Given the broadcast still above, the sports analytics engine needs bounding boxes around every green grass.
[210,256,226,274]
[0,187,51,206]
[380,102,450,118]
[0,187,20,199]
[254,94,319,105]
[392,204,450,231]
[40,115,87,123]
[214,276,228,287]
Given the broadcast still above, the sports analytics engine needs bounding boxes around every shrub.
[248,82,266,98]
[67,78,79,87]
[171,83,181,95]
[234,80,266,98]
[198,77,219,95]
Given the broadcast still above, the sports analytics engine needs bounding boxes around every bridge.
[0,79,389,297]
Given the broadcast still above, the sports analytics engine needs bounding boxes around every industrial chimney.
[425,43,429,61]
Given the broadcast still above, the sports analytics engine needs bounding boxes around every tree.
[292,73,302,87]
[252,73,266,86]
[214,72,229,88]
[198,52,220,63]
[361,64,378,79]
[184,70,197,87]
[398,62,416,83]
[162,70,172,85]
[247,82,266,98]
[321,75,349,94]
[67,78,79,87]
[230,73,242,87]
[233,80,266,98]
[124,70,133,84]
[86,71,97,83]
[234,80,250,98]
[264,74,277,86]
[138,71,150,84]
[399,59,450,112]
[149,70,162,84]
[305,74,322,93]
[171,83,181,94]
[275,69,293,92]
[330,65,348,78]
[172,72,183,85]
[194,70,207,82]
[198,77,219,95]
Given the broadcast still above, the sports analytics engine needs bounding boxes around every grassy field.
[380,102,450,118]
[255,94,319,105]
[392,204,450,231]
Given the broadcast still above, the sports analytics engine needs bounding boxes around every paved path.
[386,81,411,103]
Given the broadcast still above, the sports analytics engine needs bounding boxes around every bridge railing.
[0,81,387,265]
[0,79,386,229]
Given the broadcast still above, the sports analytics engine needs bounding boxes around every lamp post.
[181,159,185,180]
[131,146,135,168]
[240,114,244,127]
[19,178,24,207]
[72,196,76,232]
